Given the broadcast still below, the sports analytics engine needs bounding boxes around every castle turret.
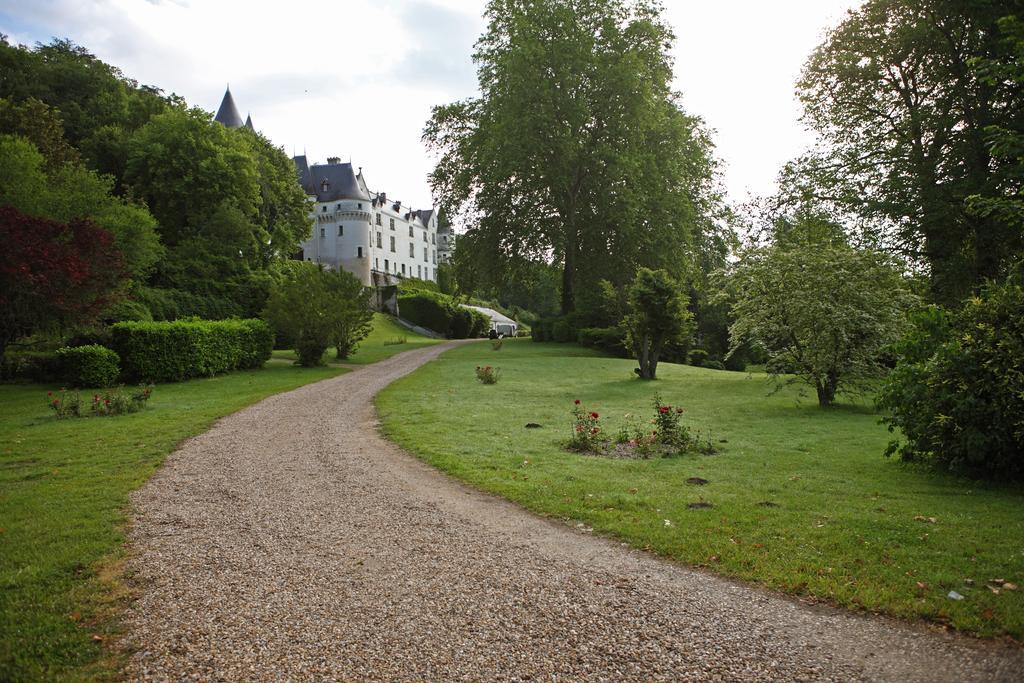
[214,86,244,128]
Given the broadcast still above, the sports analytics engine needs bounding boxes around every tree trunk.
[561,229,577,314]
[636,334,653,379]
[815,373,838,407]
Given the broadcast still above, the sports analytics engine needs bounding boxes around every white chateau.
[213,86,450,287]
[293,156,440,286]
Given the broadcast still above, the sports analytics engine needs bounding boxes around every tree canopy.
[795,0,1024,305]
[727,238,915,407]
[424,0,725,314]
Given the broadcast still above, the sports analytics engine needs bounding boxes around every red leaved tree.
[0,206,127,358]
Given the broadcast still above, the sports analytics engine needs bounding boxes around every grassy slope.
[0,362,346,681]
[377,339,1024,639]
[271,313,442,367]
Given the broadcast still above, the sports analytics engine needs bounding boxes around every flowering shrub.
[47,385,153,418]
[475,365,500,384]
[568,400,605,452]
[90,385,154,416]
[653,394,690,449]
[47,389,82,418]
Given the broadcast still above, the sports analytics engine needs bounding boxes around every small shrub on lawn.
[687,349,710,367]
[475,365,500,384]
[46,389,82,418]
[384,336,407,346]
[568,399,604,451]
[89,385,153,416]
[56,344,120,387]
[491,338,503,351]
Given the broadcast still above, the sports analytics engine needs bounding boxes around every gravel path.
[123,342,1024,681]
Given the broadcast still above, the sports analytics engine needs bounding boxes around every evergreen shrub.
[551,319,573,343]
[686,349,710,367]
[879,274,1024,479]
[111,319,272,382]
[577,327,628,357]
[56,344,121,387]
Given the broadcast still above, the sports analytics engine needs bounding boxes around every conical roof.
[244,113,254,130]
[214,86,244,128]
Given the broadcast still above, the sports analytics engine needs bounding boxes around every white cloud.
[0,0,858,209]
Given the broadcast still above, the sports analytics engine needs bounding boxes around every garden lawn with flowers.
[377,339,1024,639]
[271,313,442,367]
[0,362,346,680]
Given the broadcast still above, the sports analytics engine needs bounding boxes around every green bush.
[723,354,747,372]
[531,322,546,342]
[878,275,1024,480]
[468,309,491,338]
[399,292,453,334]
[704,360,726,371]
[551,319,573,343]
[2,351,60,382]
[577,326,628,357]
[56,345,121,387]
[101,299,153,324]
[448,307,474,339]
[686,349,710,367]
[111,319,272,382]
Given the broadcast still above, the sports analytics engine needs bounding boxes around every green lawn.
[0,362,347,681]
[377,339,1024,639]
[271,313,442,367]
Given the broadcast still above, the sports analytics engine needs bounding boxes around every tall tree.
[796,0,1024,305]
[424,0,723,314]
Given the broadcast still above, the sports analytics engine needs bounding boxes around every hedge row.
[111,319,273,382]
[398,291,490,339]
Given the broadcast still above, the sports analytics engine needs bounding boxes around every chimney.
[327,156,341,165]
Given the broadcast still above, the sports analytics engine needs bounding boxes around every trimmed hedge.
[398,291,491,339]
[56,345,121,387]
[399,292,451,334]
[111,319,273,383]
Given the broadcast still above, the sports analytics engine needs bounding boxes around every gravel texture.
[123,342,1024,681]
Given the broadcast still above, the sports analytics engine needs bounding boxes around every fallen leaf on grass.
[981,608,994,620]
[913,515,937,524]
[91,634,104,642]
[1003,582,1018,591]
[915,581,929,591]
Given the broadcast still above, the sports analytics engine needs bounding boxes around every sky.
[0,0,859,212]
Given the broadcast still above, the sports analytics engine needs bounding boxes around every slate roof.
[214,86,244,128]
[244,113,254,130]
[294,158,371,202]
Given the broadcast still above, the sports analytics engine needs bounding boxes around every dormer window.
[321,179,330,192]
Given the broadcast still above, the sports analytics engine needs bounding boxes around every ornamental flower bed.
[47,385,154,419]
[566,395,715,458]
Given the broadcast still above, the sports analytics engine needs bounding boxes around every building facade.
[211,87,442,287]
[293,156,440,287]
